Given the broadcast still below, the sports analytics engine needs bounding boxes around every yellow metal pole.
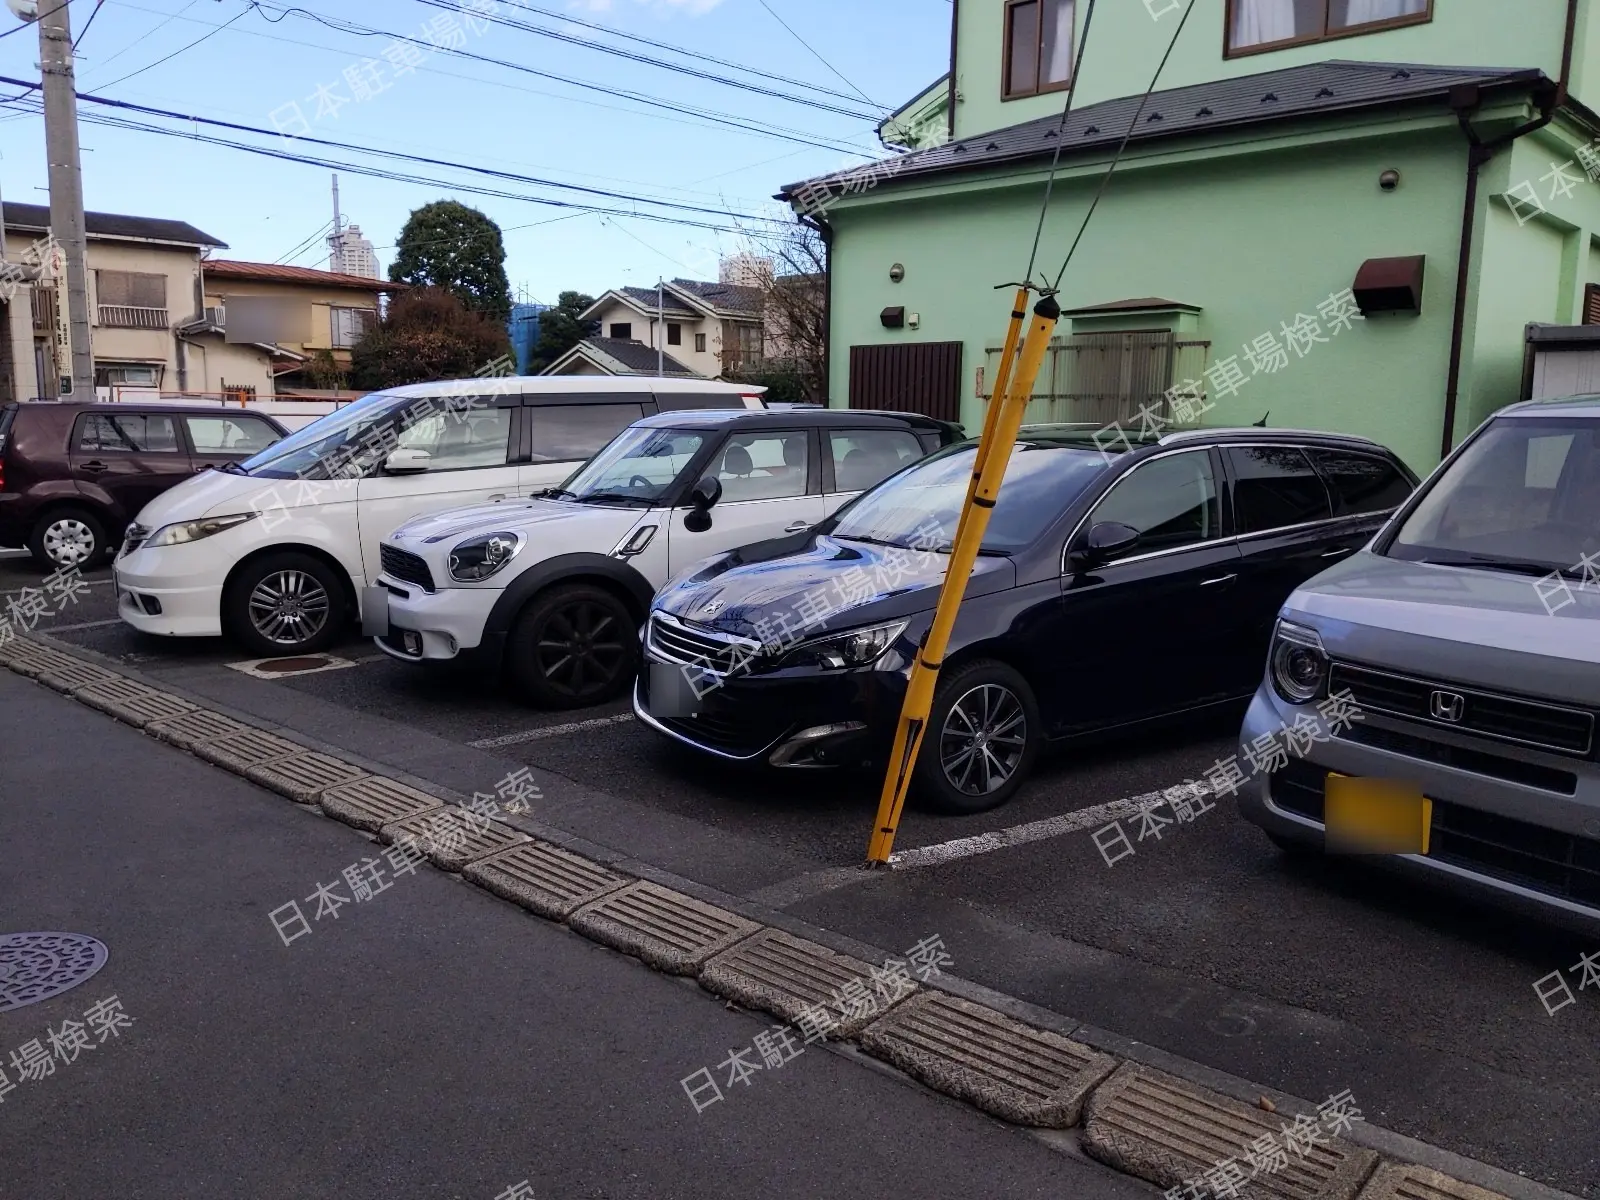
[950,288,1030,548]
[866,293,1061,865]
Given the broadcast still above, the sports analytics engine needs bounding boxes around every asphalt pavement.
[8,550,1599,1196]
[0,670,1152,1200]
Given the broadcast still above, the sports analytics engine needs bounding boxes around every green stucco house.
[783,0,1600,472]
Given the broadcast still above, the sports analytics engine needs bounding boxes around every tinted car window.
[715,431,808,502]
[831,429,921,492]
[1308,448,1412,516]
[184,415,279,456]
[530,403,646,463]
[655,393,749,411]
[1226,446,1332,533]
[1090,450,1221,559]
[76,412,180,454]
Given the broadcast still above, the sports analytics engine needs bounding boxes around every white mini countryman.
[371,407,960,707]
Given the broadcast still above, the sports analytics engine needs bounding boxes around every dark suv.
[636,425,1419,812]
[0,401,286,569]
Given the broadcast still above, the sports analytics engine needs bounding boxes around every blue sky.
[0,0,950,303]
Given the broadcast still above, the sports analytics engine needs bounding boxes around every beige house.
[182,260,403,395]
[553,278,766,378]
[0,201,226,402]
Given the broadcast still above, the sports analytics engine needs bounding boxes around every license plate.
[649,660,701,719]
[360,586,390,638]
[1324,773,1432,854]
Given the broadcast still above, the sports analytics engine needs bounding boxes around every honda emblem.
[1429,690,1466,723]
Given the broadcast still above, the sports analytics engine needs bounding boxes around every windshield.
[1387,417,1600,576]
[554,426,710,506]
[239,387,510,480]
[831,442,1108,553]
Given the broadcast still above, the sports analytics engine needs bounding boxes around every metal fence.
[979,331,1211,427]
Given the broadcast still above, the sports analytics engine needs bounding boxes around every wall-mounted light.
[889,263,905,283]
[1378,169,1401,192]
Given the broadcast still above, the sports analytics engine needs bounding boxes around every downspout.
[1440,0,1576,459]
[946,0,959,141]
[799,212,832,405]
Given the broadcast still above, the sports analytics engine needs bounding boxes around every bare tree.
[733,217,828,404]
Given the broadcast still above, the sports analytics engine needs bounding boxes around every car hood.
[391,497,644,549]
[133,469,286,528]
[655,534,1016,637]
[1286,551,1600,706]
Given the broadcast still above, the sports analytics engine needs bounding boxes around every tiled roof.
[619,286,697,318]
[2,201,226,248]
[783,61,1548,202]
[204,260,403,291]
[669,278,765,317]
[584,337,697,376]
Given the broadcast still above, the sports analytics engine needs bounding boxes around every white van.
[112,377,763,655]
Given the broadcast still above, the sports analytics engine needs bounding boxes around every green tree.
[528,290,598,373]
[389,201,512,322]
[349,287,512,391]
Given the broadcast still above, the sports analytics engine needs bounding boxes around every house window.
[95,270,167,328]
[694,332,707,353]
[736,324,763,365]
[1003,0,1074,100]
[1226,0,1430,56]
[330,306,377,348]
[667,323,682,346]
[610,322,632,340]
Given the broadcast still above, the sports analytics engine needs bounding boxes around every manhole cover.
[255,657,331,673]
[0,932,109,1013]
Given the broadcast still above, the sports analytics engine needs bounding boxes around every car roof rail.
[1156,427,1387,448]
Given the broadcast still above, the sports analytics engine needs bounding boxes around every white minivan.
[113,378,764,656]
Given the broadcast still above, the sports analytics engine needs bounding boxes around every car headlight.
[778,620,908,671]
[144,512,257,548]
[448,531,523,582]
[1270,620,1329,704]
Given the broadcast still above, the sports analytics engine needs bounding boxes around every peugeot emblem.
[1429,690,1466,723]
[701,600,724,616]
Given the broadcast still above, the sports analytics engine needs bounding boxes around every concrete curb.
[16,632,1587,1200]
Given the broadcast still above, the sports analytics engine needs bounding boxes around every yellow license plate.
[1325,773,1433,855]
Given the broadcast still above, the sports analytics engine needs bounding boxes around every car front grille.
[379,544,435,593]
[638,664,785,757]
[646,612,760,676]
[1270,760,1600,907]
[1328,661,1595,758]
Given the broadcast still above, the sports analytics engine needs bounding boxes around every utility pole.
[328,173,342,272]
[656,278,664,376]
[37,0,93,395]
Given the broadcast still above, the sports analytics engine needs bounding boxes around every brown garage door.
[848,341,962,423]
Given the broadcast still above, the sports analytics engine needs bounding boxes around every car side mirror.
[683,475,722,532]
[1072,521,1141,569]
[384,448,432,475]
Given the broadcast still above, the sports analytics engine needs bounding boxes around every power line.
[94,6,248,91]
[755,0,876,108]
[408,0,881,120]
[82,0,202,78]
[242,1,875,153]
[3,79,786,224]
[492,0,870,108]
[71,0,108,51]
[272,218,334,264]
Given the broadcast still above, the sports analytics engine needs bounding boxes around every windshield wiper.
[835,534,907,549]
[574,491,652,507]
[218,462,247,475]
[537,487,576,501]
[1420,555,1577,579]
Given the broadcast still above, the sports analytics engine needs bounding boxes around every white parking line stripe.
[888,780,1210,870]
[0,581,110,597]
[470,713,635,749]
[34,617,122,633]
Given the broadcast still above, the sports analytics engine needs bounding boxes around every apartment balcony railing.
[98,305,169,329]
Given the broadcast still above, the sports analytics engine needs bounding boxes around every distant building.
[719,253,774,290]
[508,301,548,374]
[328,224,378,280]
[563,278,764,379]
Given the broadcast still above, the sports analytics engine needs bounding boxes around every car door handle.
[784,520,813,533]
[1200,573,1238,587]
[79,460,107,473]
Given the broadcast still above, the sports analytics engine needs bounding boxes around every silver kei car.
[1238,396,1600,933]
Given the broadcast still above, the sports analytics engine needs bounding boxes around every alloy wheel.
[938,683,1028,797]
[247,570,332,648]
[42,518,96,568]
[535,600,627,699]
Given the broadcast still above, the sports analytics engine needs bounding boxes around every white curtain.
[1341,0,1427,27]
[1231,0,1298,48]
[1042,0,1074,85]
